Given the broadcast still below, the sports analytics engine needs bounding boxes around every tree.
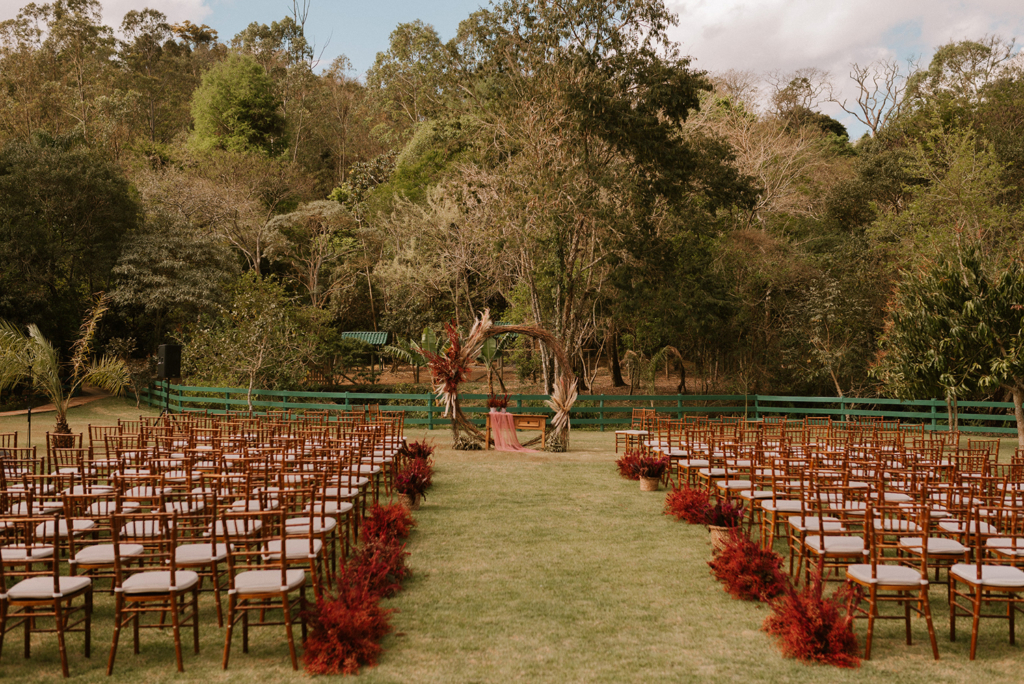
[873,243,1024,441]
[0,295,129,436]
[829,58,915,137]
[180,273,325,408]
[110,210,238,347]
[0,133,140,345]
[190,52,286,155]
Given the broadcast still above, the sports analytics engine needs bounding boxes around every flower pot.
[639,476,660,492]
[708,525,737,553]
[397,493,420,511]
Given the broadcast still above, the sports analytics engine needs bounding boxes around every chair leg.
[920,587,939,660]
[865,586,877,660]
[84,588,92,659]
[222,595,235,669]
[54,600,69,678]
[170,592,184,672]
[970,585,982,660]
[192,587,200,655]
[107,594,123,675]
[282,594,298,671]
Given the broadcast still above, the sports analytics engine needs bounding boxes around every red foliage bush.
[302,566,394,675]
[762,572,861,668]
[405,456,434,489]
[361,503,417,544]
[616,450,643,480]
[708,529,788,601]
[398,439,435,461]
[349,537,410,599]
[664,484,711,524]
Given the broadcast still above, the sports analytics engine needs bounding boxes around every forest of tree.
[2,0,1023,407]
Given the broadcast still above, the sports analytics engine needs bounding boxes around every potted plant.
[394,466,429,510]
[635,454,669,491]
[486,393,510,412]
[704,499,745,552]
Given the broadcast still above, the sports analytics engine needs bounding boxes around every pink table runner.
[490,411,538,452]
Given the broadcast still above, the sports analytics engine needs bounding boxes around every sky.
[3,0,1023,137]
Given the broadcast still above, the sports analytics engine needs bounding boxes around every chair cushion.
[307,501,354,515]
[805,535,865,555]
[898,537,968,555]
[74,543,145,565]
[175,543,230,564]
[938,520,998,536]
[124,486,172,499]
[873,518,922,533]
[0,544,55,562]
[761,500,803,513]
[87,501,140,516]
[847,563,926,587]
[120,520,167,538]
[35,518,96,538]
[6,575,91,600]
[233,568,305,595]
[950,563,1024,588]
[787,516,844,532]
[715,480,752,490]
[209,519,263,537]
[264,538,324,560]
[285,516,337,535]
[985,538,1024,558]
[62,484,114,496]
[122,570,199,594]
[10,500,63,515]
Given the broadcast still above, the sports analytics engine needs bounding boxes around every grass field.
[1,400,1022,682]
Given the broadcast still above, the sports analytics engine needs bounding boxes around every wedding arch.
[418,310,578,451]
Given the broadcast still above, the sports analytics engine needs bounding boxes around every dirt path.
[0,386,111,417]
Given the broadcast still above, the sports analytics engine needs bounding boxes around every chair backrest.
[111,510,178,578]
[867,503,930,577]
[0,514,62,591]
[0,432,17,448]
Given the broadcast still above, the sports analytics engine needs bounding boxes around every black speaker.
[157,344,181,379]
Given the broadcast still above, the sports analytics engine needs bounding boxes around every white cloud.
[665,0,1024,133]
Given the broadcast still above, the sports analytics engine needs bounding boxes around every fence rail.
[138,383,1021,435]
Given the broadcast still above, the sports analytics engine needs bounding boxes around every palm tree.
[0,295,130,438]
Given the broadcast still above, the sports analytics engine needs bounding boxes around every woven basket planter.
[639,476,660,492]
[397,493,421,511]
[708,525,737,553]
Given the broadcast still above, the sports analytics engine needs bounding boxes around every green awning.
[340,331,392,346]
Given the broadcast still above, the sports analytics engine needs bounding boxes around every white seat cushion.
[230,499,277,512]
[62,484,114,496]
[120,520,167,538]
[264,538,324,560]
[74,543,145,565]
[6,575,91,600]
[761,500,803,513]
[788,516,844,533]
[985,538,1024,558]
[35,518,96,538]
[307,501,354,515]
[285,516,337,535]
[847,563,926,587]
[124,486,172,499]
[10,500,63,515]
[175,543,229,564]
[0,544,55,562]
[233,568,305,595]
[738,490,774,500]
[899,537,968,555]
[873,519,922,533]
[87,501,140,516]
[716,480,752,490]
[122,570,199,594]
[938,520,998,536]
[805,535,866,555]
[210,519,263,537]
[950,563,1024,588]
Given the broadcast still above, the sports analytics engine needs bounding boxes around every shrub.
[636,454,670,479]
[349,537,410,599]
[664,484,711,524]
[361,503,417,544]
[616,450,643,480]
[704,499,744,528]
[395,463,430,499]
[302,566,394,675]
[405,456,434,489]
[398,439,435,461]
[708,529,788,601]
[762,572,861,668]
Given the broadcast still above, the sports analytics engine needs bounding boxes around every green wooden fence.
[138,383,1020,434]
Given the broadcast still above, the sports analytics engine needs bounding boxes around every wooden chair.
[949,504,1024,659]
[0,514,93,678]
[107,510,200,674]
[845,503,939,660]
[218,509,308,670]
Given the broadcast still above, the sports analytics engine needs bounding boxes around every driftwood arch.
[419,310,578,451]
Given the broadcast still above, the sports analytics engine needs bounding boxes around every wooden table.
[485,412,547,450]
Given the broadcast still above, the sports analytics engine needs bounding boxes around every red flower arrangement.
[405,456,434,489]
[487,393,510,409]
[398,439,435,461]
[361,503,417,544]
[302,565,395,675]
[420,322,469,396]
[664,484,711,524]
[349,537,410,599]
[708,529,788,601]
[616,450,644,480]
[762,571,861,668]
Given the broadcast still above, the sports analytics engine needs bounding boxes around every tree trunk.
[609,330,626,387]
[946,395,959,433]
[1012,386,1024,447]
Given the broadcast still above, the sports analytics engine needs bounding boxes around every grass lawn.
[1,401,1023,681]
